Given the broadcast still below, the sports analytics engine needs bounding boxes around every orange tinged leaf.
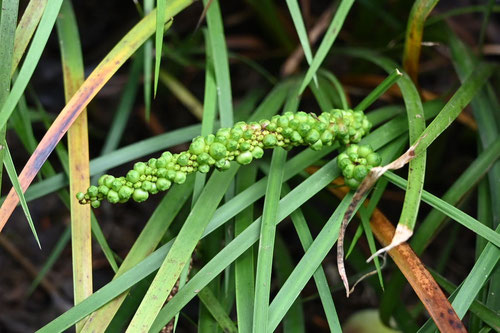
[0,0,194,232]
[307,167,466,333]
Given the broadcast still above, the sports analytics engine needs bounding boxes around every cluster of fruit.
[77,109,377,207]
[337,144,382,189]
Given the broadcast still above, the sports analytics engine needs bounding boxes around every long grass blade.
[203,0,233,127]
[0,0,19,193]
[126,166,239,332]
[56,3,92,327]
[298,0,355,94]
[154,0,167,96]
[252,148,287,332]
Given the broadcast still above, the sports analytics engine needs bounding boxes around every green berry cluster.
[337,144,382,189]
[77,109,375,207]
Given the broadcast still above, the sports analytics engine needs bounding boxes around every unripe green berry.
[199,164,210,173]
[217,128,231,139]
[267,122,277,131]
[278,116,289,128]
[311,140,323,151]
[156,157,167,168]
[263,134,277,147]
[103,175,115,188]
[205,134,215,144]
[209,142,227,160]
[357,145,372,158]
[91,200,101,208]
[252,147,264,159]
[215,159,231,170]
[353,165,368,181]
[320,130,334,144]
[298,123,311,137]
[345,178,360,189]
[197,152,210,165]
[76,192,85,201]
[142,181,153,192]
[127,170,141,183]
[157,168,168,178]
[338,157,351,170]
[118,186,133,200]
[342,164,355,178]
[107,190,120,204]
[156,178,171,191]
[88,185,99,197]
[98,185,110,195]
[148,158,157,168]
[161,151,173,163]
[98,175,107,186]
[177,152,190,166]
[227,140,238,151]
[367,153,382,166]
[237,151,253,165]
[133,189,149,202]
[134,162,147,175]
[305,129,320,144]
[174,171,187,184]
[240,141,251,151]
[290,131,302,143]
[111,179,123,192]
[230,128,243,140]
[346,145,358,155]
[167,170,177,180]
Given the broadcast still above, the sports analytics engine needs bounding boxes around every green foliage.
[0,1,498,332]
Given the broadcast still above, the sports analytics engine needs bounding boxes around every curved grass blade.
[339,48,426,265]
[402,0,439,82]
[56,1,92,327]
[0,0,194,232]
[298,0,355,94]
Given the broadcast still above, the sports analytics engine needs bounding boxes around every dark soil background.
[1,0,499,332]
